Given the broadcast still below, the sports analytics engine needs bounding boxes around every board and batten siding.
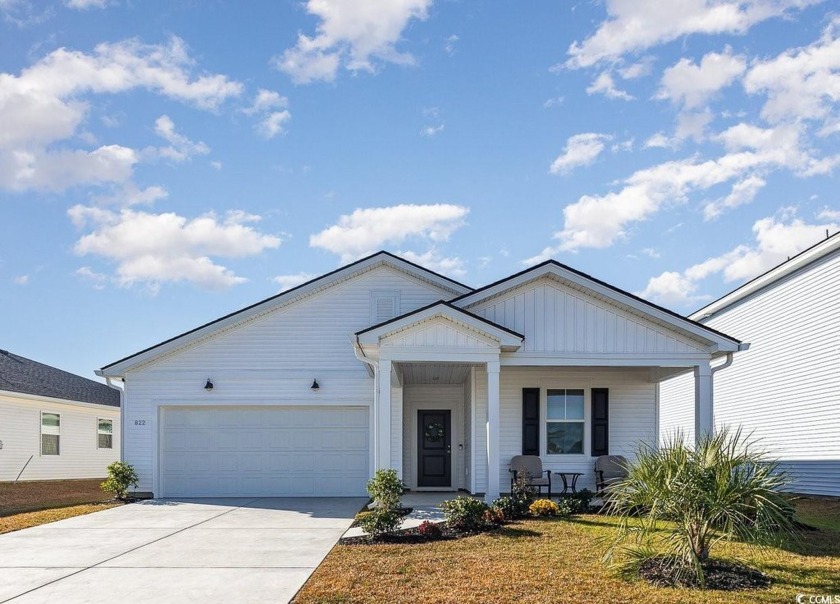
[470,366,656,494]
[122,266,455,494]
[467,277,707,357]
[660,248,840,496]
[0,392,120,482]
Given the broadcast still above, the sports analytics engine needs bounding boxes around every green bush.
[554,498,573,518]
[366,469,404,510]
[492,495,530,520]
[603,428,796,587]
[356,508,402,538]
[559,488,594,514]
[440,496,489,532]
[101,461,138,500]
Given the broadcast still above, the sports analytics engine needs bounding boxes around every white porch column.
[693,359,713,444]
[485,360,500,502]
[378,357,392,469]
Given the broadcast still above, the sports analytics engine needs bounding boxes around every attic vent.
[371,290,400,324]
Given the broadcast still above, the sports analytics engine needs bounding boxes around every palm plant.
[602,427,796,587]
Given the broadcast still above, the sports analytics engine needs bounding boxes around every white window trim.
[541,387,590,459]
[40,411,61,456]
[97,417,114,450]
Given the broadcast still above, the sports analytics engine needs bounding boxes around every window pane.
[98,434,113,449]
[546,422,584,454]
[566,390,585,420]
[547,390,565,419]
[98,419,113,434]
[42,413,60,428]
[42,434,60,455]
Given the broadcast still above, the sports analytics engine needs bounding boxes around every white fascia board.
[0,389,122,412]
[456,264,739,352]
[357,304,523,350]
[691,235,840,321]
[99,253,473,377]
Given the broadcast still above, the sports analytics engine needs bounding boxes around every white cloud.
[675,109,714,141]
[64,0,111,9]
[444,34,459,56]
[272,0,432,84]
[744,17,840,126]
[550,133,612,174]
[818,207,840,221]
[0,37,242,192]
[543,96,564,108]
[586,71,634,100]
[244,89,291,138]
[641,247,661,258]
[703,173,766,219]
[75,266,108,290]
[638,211,839,306]
[657,48,746,109]
[644,132,680,149]
[397,248,466,278]
[310,203,469,262]
[618,58,654,79]
[147,115,210,162]
[70,206,281,291]
[13,274,29,285]
[421,124,444,137]
[565,0,820,69]
[273,272,317,291]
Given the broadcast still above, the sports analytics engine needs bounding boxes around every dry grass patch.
[294,499,840,604]
[0,479,112,516]
[0,502,121,534]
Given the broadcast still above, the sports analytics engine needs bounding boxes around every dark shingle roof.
[0,350,120,408]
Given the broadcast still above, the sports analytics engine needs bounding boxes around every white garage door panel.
[160,406,369,497]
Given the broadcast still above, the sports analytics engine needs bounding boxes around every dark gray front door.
[417,410,451,487]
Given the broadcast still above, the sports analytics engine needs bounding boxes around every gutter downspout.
[707,342,750,430]
[104,377,125,464]
[354,335,379,474]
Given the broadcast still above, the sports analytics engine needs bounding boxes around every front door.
[417,410,451,487]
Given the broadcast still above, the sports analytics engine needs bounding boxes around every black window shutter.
[591,388,609,457]
[522,388,540,456]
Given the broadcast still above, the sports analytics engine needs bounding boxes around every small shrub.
[492,495,530,520]
[511,470,537,504]
[366,469,404,510]
[357,508,402,538]
[484,507,506,525]
[101,461,138,500]
[560,488,594,514]
[416,520,443,538]
[529,498,560,517]
[440,496,489,532]
[554,498,573,518]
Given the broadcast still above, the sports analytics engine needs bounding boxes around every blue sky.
[1,0,838,379]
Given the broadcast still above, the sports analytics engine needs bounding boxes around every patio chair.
[509,455,551,498]
[594,455,628,494]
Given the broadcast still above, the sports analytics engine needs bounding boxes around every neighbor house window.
[41,412,60,455]
[98,418,113,449]
[546,389,584,454]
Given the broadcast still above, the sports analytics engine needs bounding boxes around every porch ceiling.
[398,362,474,385]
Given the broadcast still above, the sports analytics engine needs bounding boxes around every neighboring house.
[660,233,840,497]
[0,350,121,482]
[98,252,743,501]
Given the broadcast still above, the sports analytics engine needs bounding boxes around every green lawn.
[294,497,840,603]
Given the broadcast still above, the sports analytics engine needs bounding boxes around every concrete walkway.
[342,491,473,539]
[0,497,365,604]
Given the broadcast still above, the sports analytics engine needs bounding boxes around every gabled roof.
[0,350,120,407]
[99,251,474,376]
[356,300,524,350]
[691,230,840,321]
[452,260,742,351]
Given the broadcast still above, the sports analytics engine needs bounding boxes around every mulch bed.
[340,523,501,545]
[0,479,113,516]
[639,556,771,590]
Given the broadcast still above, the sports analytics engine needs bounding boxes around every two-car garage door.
[159,406,369,497]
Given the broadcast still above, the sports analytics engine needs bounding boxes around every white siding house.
[660,234,840,497]
[99,252,743,501]
[0,351,121,482]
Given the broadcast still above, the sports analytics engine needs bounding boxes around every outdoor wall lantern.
[204,379,214,391]
[311,379,320,392]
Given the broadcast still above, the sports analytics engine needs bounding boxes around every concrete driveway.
[0,497,365,604]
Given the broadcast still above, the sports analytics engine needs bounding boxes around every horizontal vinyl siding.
[122,266,453,494]
[660,248,840,496]
[468,278,705,356]
[0,394,120,481]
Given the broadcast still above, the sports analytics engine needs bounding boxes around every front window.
[98,418,113,449]
[546,389,584,454]
[41,412,60,455]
